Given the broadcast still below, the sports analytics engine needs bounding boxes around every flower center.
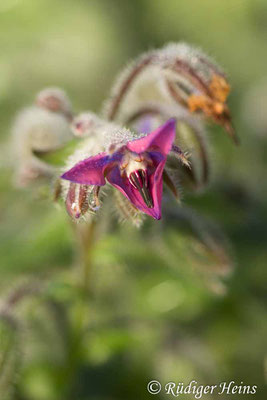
[120,151,154,208]
[128,169,153,208]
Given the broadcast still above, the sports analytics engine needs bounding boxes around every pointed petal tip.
[60,172,70,181]
[150,209,161,220]
[165,118,177,130]
[61,171,78,182]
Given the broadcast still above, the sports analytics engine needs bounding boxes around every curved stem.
[107,54,156,121]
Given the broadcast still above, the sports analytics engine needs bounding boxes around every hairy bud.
[11,89,73,187]
[36,87,73,121]
[71,112,103,138]
[103,42,237,143]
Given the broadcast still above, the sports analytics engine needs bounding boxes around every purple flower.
[61,119,176,220]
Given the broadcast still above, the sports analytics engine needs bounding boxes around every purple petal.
[149,157,166,220]
[107,153,165,220]
[61,152,110,186]
[126,118,176,156]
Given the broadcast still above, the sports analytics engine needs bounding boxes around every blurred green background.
[0,0,267,399]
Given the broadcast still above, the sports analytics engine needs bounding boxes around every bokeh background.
[0,0,267,399]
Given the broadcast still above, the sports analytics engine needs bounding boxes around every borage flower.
[61,119,177,220]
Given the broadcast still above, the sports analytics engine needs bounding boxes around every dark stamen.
[129,170,153,208]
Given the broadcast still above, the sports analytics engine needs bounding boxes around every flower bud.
[35,87,73,121]
[11,89,73,187]
[65,182,90,220]
[71,112,103,138]
[103,42,237,143]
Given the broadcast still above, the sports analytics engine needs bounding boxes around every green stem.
[76,219,96,293]
[57,220,97,398]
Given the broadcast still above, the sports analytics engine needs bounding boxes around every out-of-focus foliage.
[0,1,267,399]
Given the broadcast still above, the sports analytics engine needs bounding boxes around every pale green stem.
[75,219,96,293]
